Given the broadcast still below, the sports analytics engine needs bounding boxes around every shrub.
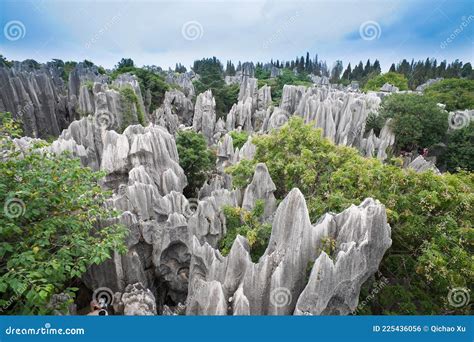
[440,122,474,172]
[0,112,127,314]
[378,93,448,152]
[228,117,473,314]
[229,130,249,149]
[424,78,474,111]
[220,200,272,262]
[176,130,216,197]
[364,72,409,91]
[119,86,145,131]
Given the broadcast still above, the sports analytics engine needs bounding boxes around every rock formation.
[187,187,392,315]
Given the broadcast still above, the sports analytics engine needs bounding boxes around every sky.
[0,0,473,71]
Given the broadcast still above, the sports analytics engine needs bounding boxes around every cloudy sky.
[0,0,472,71]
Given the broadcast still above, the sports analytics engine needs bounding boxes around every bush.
[229,130,249,149]
[440,122,474,172]
[176,130,216,197]
[378,94,448,152]
[424,78,474,111]
[258,69,312,104]
[228,117,473,314]
[220,200,272,262]
[119,86,145,131]
[364,72,409,91]
[112,66,169,111]
[0,112,127,314]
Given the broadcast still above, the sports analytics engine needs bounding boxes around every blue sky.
[0,0,472,71]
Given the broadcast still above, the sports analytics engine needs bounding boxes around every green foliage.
[83,80,94,91]
[176,130,216,197]
[119,86,145,131]
[0,55,13,68]
[228,117,473,314]
[192,57,239,118]
[364,72,409,91]
[378,94,448,152]
[424,79,474,111]
[364,112,385,135]
[220,200,272,262]
[0,113,127,314]
[112,66,169,111]
[115,58,134,69]
[229,130,249,149]
[440,122,474,172]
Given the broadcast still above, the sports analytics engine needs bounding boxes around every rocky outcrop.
[380,83,399,93]
[164,71,196,98]
[193,90,216,144]
[115,283,157,315]
[154,89,194,133]
[186,188,392,315]
[416,78,443,92]
[407,155,440,174]
[0,65,72,138]
[241,163,276,219]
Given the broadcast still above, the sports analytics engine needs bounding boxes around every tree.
[378,93,448,152]
[176,130,216,197]
[192,57,239,117]
[227,117,473,315]
[342,63,352,80]
[330,60,343,83]
[115,58,134,70]
[363,72,409,91]
[424,79,474,111]
[440,122,474,172]
[0,112,127,314]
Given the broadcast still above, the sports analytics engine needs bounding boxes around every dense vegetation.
[424,78,474,111]
[0,112,127,314]
[220,200,272,262]
[377,94,448,152]
[112,58,170,112]
[176,130,216,197]
[229,130,249,149]
[192,57,240,118]
[363,72,409,91]
[227,117,473,314]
